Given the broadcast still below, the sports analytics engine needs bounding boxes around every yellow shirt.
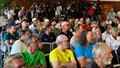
[49,47,75,63]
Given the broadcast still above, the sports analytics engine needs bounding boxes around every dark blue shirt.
[40,32,56,42]
[58,30,73,41]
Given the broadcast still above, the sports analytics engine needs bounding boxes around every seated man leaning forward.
[19,41,46,68]
[49,35,77,68]
[86,42,113,68]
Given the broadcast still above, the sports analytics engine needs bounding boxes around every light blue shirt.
[10,40,28,55]
[106,35,120,50]
[74,43,94,59]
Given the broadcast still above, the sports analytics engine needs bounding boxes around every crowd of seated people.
[1,1,120,68]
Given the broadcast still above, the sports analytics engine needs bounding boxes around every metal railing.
[0,41,57,55]
[42,42,57,54]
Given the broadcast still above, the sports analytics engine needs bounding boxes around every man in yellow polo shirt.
[49,35,77,68]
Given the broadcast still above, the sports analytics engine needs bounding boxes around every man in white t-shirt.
[10,30,30,55]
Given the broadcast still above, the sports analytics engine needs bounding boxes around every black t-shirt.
[86,62,100,68]
[39,32,56,42]
[99,25,106,33]
[58,30,73,41]
[86,61,113,68]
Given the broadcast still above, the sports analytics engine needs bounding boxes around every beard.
[102,57,112,65]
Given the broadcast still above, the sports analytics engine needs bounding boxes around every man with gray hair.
[106,27,120,64]
[86,42,113,68]
[49,35,76,68]
[106,27,120,51]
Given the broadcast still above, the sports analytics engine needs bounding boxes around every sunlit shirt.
[106,35,120,50]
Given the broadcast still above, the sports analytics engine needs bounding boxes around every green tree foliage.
[0,0,10,10]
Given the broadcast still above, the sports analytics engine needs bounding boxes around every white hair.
[109,27,118,34]
[15,20,21,24]
[32,18,37,22]
[44,19,50,23]
[93,42,106,58]
[56,35,67,45]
